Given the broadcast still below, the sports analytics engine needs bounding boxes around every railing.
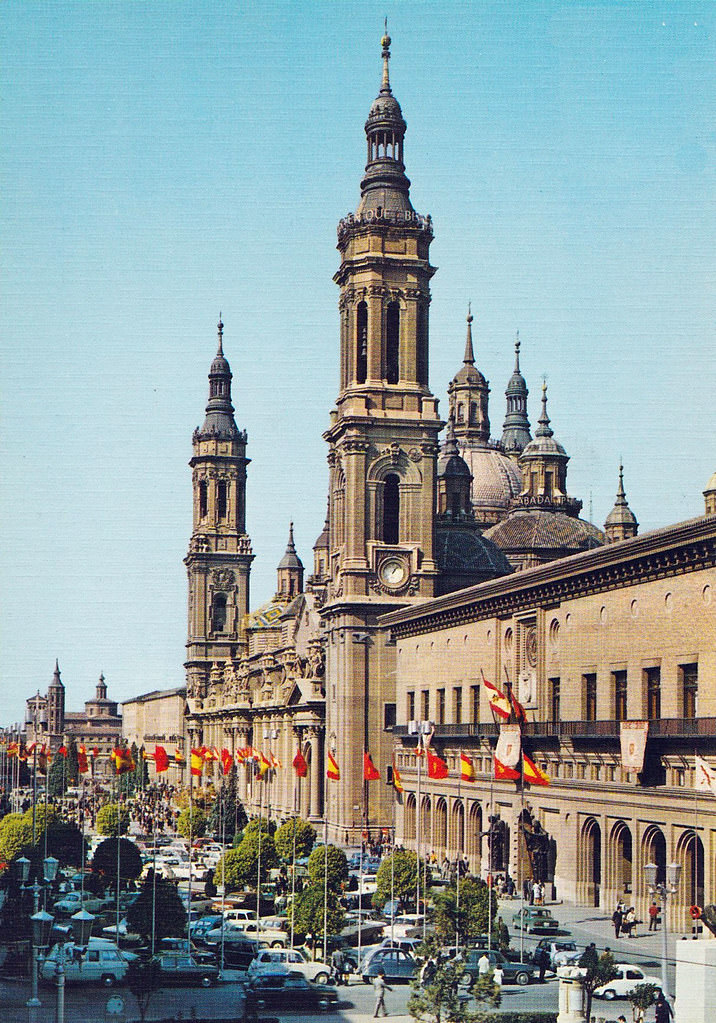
[393,718,716,742]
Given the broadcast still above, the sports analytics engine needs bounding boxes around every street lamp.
[50,907,96,1023]
[21,854,59,1023]
[644,860,682,1002]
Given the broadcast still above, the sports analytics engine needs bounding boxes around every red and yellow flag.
[522,753,550,787]
[494,755,520,782]
[293,748,308,777]
[326,752,340,781]
[78,745,89,774]
[427,749,449,780]
[112,747,135,775]
[363,752,381,781]
[220,748,233,776]
[173,748,185,765]
[154,746,170,773]
[190,748,205,777]
[481,670,511,721]
[460,753,476,782]
[392,758,404,794]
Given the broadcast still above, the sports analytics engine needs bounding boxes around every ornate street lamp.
[644,860,682,1002]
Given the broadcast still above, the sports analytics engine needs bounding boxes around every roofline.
[121,687,187,706]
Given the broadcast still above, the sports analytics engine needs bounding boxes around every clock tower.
[322,31,442,837]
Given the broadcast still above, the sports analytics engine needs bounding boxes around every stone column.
[556,966,587,1023]
[309,726,323,822]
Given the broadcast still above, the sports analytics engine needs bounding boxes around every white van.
[40,939,136,986]
[223,907,258,925]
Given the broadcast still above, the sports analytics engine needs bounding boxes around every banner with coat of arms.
[620,721,649,772]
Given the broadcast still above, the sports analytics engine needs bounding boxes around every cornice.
[382,515,716,638]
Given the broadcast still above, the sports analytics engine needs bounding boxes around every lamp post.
[18,854,58,1023]
[644,860,682,1002]
[51,907,95,1023]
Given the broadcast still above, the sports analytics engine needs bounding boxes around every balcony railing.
[392,718,716,742]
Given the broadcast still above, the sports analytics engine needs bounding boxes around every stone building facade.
[121,686,189,784]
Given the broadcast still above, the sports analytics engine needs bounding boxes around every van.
[223,907,258,925]
[40,939,136,987]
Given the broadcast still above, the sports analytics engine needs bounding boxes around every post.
[26,884,41,1023]
[55,953,65,1023]
[323,815,328,966]
[660,888,669,1001]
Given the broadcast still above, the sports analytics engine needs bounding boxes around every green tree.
[308,844,348,889]
[206,769,247,842]
[433,877,498,944]
[579,945,618,1023]
[275,818,316,862]
[176,806,207,839]
[126,957,163,1023]
[127,870,188,944]
[217,832,278,891]
[47,752,68,798]
[65,738,80,786]
[0,813,33,865]
[408,937,501,1023]
[96,803,130,837]
[92,837,143,887]
[374,849,427,911]
[289,884,345,944]
[628,983,659,1022]
[244,815,276,837]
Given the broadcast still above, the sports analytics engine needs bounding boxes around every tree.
[47,752,68,798]
[308,844,348,889]
[65,738,80,786]
[275,818,316,862]
[244,816,276,837]
[0,813,33,865]
[217,832,278,891]
[176,806,207,839]
[289,884,345,943]
[433,877,498,944]
[628,983,659,1023]
[96,803,130,836]
[92,837,143,887]
[126,957,162,1023]
[374,849,427,911]
[127,870,187,943]
[206,769,247,842]
[579,944,618,1023]
[408,936,501,1023]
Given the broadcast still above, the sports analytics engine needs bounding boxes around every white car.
[247,947,332,984]
[390,914,425,938]
[594,963,662,1000]
[40,940,137,986]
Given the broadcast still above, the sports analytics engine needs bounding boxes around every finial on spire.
[514,331,521,372]
[536,379,553,438]
[616,463,626,501]
[217,314,224,355]
[463,304,475,365]
[380,20,392,93]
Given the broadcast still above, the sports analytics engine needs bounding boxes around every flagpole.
[455,756,461,955]
[323,812,328,966]
[256,771,263,925]
[220,780,226,978]
[519,750,525,965]
[290,770,297,951]
[187,757,193,952]
[488,764,493,954]
[693,747,699,933]
[116,765,122,947]
[390,780,395,946]
[415,733,421,926]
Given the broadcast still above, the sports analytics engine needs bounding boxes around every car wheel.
[271,940,283,948]
[200,975,213,988]
[101,974,115,988]
[515,972,530,986]
[314,971,329,984]
[602,989,616,1001]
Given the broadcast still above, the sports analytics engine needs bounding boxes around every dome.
[210,351,231,376]
[705,470,716,495]
[368,93,404,122]
[459,444,523,522]
[485,509,604,559]
[452,362,487,388]
[521,432,567,458]
[435,526,513,579]
[438,451,471,478]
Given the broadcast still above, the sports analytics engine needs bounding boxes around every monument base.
[674,935,716,1023]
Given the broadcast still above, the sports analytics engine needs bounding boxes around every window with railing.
[681,663,698,719]
[407,691,415,722]
[613,670,628,722]
[471,685,480,724]
[645,666,661,719]
[421,689,429,720]
[437,688,445,724]
[453,687,462,724]
[584,673,597,721]
[549,677,560,722]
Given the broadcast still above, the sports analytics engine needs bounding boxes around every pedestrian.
[654,991,674,1022]
[535,946,549,982]
[612,905,623,939]
[648,900,660,931]
[478,952,491,977]
[331,948,345,985]
[623,906,636,938]
[493,965,504,988]
[373,969,392,1017]
[532,880,541,905]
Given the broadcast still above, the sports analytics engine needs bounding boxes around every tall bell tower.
[185,318,253,704]
[322,30,442,838]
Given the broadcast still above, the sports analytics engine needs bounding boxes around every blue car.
[361,947,417,983]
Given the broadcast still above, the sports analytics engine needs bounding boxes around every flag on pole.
[293,748,308,777]
[77,745,89,774]
[57,745,68,758]
[220,748,233,776]
[154,746,170,773]
[694,755,716,796]
[190,748,205,777]
[173,748,185,765]
[427,749,449,780]
[363,752,381,781]
[508,687,528,724]
[92,746,99,759]
[326,752,340,781]
[494,756,520,781]
[392,758,404,794]
[7,742,19,758]
[255,752,270,779]
[481,670,511,720]
[37,746,49,773]
[522,753,550,786]
[460,753,476,782]
[112,747,135,775]
[270,753,281,770]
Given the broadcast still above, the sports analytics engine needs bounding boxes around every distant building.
[121,687,188,783]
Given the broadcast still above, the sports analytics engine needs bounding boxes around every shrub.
[96,803,130,837]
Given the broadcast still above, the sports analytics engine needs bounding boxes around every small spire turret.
[463,303,475,365]
[536,380,553,438]
[277,522,304,599]
[605,464,639,542]
[501,331,531,456]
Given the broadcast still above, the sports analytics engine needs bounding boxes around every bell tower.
[185,318,253,704]
[322,30,442,838]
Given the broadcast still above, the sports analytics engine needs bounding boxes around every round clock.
[379,558,407,589]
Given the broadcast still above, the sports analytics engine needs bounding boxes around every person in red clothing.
[648,900,660,931]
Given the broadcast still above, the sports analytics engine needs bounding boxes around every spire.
[501,331,531,456]
[49,659,63,689]
[605,464,638,542]
[536,380,553,438]
[381,19,391,93]
[217,312,224,355]
[277,522,304,598]
[198,318,239,440]
[463,304,475,365]
[444,411,459,456]
[96,673,108,700]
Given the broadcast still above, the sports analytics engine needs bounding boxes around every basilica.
[175,33,715,925]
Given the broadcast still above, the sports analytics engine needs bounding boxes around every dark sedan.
[461,949,535,987]
[151,951,219,987]
[244,970,339,1013]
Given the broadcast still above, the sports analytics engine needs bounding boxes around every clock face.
[379,557,408,589]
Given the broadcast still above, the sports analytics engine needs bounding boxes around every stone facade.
[121,686,189,783]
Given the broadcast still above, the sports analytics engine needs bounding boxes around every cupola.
[604,465,639,542]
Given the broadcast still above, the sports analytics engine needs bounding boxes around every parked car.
[40,940,137,987]
[362,856,382,875]
[532,939,582,968]
[151,951,220,987]
[189,914,223,940]
[216,935,261,970]
[461,949,535,987]
[248,947,332,984]
[511,907,560,934]
[375,936,424,956]
[361,947,418,983]
[389,914,425,938]
[244,970,339,1013]
[594,964,662,1000]
[53,891,110,917]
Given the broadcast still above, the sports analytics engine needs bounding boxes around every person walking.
[654,991,674,1022]
[493,965,504,989]
[534,945,550,983]
[373,969,392,1017]
[623,906,636,938]
[331,948,345,985]
[648,900,660,931]
[478,952,491,978]
[612,905,623,938]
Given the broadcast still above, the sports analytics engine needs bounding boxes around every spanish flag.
[481,670,511,721]
[78,745,89,774]
[460,753,476,783]
[255,752,270,779]
[154,746,170,773]
[220,748,233,776]
[522,753,550,787]
[427,749,449,780]
[494,756,520,782]
[326,752,340,781]
[174,748,185,765]
[112,747,135,775]
[363,752,381,781]
[190,748,205,777]
[391,758,404,795]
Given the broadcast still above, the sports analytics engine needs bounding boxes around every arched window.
[457,403,464,422]
[198,480,208,519]
[386,302,400,384]
[212,593,227,633]
[356,302,368,384]
[217,480,228,520]
[383,474,400,544]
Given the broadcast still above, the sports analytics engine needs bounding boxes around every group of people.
[612,900,639,939]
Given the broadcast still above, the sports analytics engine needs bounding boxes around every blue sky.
[1,1,714,727]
